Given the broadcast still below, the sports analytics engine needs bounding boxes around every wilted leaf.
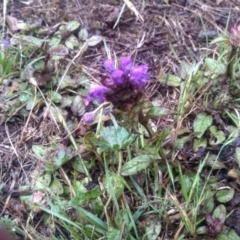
[157,73,181,87]
[87,35,103,47]
[193,113,213,138]
[180,61,196,79]
[4,81,19,97]
[48,44,69,56]
[6,15,19,32]
[216,188,234,203]
[71,95,86,117]
[121,155,154,176]
[78,28,88,41]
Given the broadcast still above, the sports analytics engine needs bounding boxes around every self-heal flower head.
[111,69,124,85]
[87,85,111,103]
[119,57,133,73]
[104,59,115,73]
[129,65,149,90]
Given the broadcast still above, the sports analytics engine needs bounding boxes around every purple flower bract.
[104,59,115,73]
[129,65,149,90]
[87,85,111,103]
[119,57,133,73]
[111,69,124,85]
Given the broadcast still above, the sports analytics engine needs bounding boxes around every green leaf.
[32,145,47,159]
[193,113,213,138]
[205,154,227,170]
[65,21,81,32]
[50,177,64,195]
[65,35,79,49]
[36,173,52,189]
[145,215,161,240]
[146,107,177,118]
[97,126,134,151]
[72,158,94,174]
[193,138,207,151]
[49,35,62,46]
[107,227,121,240]
[217,228,240,240]
[84,132,98,152]
[121,155,154,176]
[11,35,43,48]
[216,188,234,203]
[48,91,62,103]
[157,73,181,87]
[213,204,226,223]
[209,126,226,146]
[70,187,102,206]
[235,147,240,169]
[204,58,226,78]
[103,173,125,198]
[19,92,30,103]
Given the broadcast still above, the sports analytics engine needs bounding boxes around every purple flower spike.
[104,59,115,73]
[111,69,124,85]
[129,65,149,89]
[119,57,133,73]
[1,39,10,49]
[87,85,111,103]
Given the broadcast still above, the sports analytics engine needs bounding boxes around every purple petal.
[111,70,124,85]
[87,85,111,103]
[129,65,149,89]
[1,39,10,49]
[119,57,133,73]
[104,59,115,73]
[82,111,95,124]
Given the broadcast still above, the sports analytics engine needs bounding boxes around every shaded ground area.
[1,0,240,239]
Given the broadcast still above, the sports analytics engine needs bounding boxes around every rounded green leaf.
[216,188,234,203]
[193,113,213,138]
[121,155,154,176]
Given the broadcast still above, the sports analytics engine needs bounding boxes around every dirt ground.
[1,0,240,239]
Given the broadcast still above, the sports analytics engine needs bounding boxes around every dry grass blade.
[123,0,144,22]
